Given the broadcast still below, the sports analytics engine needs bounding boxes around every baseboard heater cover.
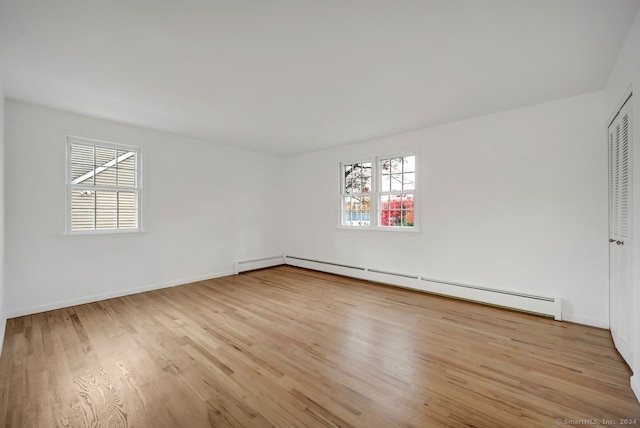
[283,255,562,320]
[368,268,419,280]
[284,255,368,280]
[285,256,366,271]
[234,255,284,274]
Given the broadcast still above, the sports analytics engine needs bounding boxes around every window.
[340,154,416,230]
[341,161,372,226]
[66,137,141,233]
[378,155,415,228]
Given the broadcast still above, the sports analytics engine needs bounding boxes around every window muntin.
[67,137,141,233]
[340,154,417,230]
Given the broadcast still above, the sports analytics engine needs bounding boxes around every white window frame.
[340,159,374,229]
[376,153,418,231]
[339,151,419,232]
[65,136,143,235]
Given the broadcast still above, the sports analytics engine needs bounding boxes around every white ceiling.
[1,0,639,156]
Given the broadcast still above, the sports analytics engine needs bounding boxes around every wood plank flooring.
[0,266,638,427]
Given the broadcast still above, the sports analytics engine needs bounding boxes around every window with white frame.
[67,137,141,233]
[378,155,415,228]
[341,161,372,227]
[340,154,416,229]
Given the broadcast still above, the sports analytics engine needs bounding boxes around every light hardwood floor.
[0,266,638,427]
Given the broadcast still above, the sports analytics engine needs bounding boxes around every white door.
[609,96,633,367]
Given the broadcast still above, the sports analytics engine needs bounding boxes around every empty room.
[1,0,640,426]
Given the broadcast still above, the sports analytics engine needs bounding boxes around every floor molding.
[7,270,233,318]
[632,374,640,404]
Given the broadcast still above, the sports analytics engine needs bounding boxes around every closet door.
[609,97,633,367]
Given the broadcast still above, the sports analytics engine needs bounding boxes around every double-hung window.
[66,137,142,233]
[340,154,417,230]
[378,155,416,228]
[341,161,373,227]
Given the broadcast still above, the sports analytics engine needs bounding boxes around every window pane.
[380,195,399,226]
[118,212,138,229]
[96,210,117,229]
[70,144,95,184]
[96,191,117,229]
[71,210,95,230]
[404,208,415,227]
[355,195,370,212]
[380,158,391,175]
[344,162,371,194]
[117,167,136,187]
[118,191,136,210]
[70,163,95,184]
[96,191,117,209]
[403,155,415,173]
[403,172,415,190]
[71,190,95,210]
[343,165,351,179]
[118,152,136,169]
[95,146,117,166]
[117,149,126,159]
[401,194,414,227]
[391,174,403,191]
[70,144,94,164]
[381,175,391,192]
[342,195,351,210]
[95,165,117,186]
[390,158,403,173]
[118,153,137,188]
[71,189,95,230]
[380,157,403,175]
[118,191,137,228]
[342,195,370,226]
[341,196,352,225]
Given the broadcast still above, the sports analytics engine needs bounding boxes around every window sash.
[378,192,415,228]
[341,194,372,227]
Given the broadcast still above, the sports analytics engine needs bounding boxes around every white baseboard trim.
[560,313,609,329]
[7,270,233,318]
[0,316,6,357]
[284,255,561,320]
[234,255,284,274]
[631,374,640,404]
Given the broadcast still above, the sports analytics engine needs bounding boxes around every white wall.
[0,80,6,356]
[284,91,607,327]
[4,100,283,316]
[605,8,640,402]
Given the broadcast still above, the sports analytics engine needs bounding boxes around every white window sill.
[62,229,147,238]
[337,225,420,233]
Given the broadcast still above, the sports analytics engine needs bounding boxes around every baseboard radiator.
[233,255,285,274]
[283,255,562,321]
[233,255,561,320]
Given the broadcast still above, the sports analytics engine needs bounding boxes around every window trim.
[339,151,419,232]
[65,136,143,235]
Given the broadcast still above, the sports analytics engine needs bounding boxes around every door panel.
[609,97,633,367]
